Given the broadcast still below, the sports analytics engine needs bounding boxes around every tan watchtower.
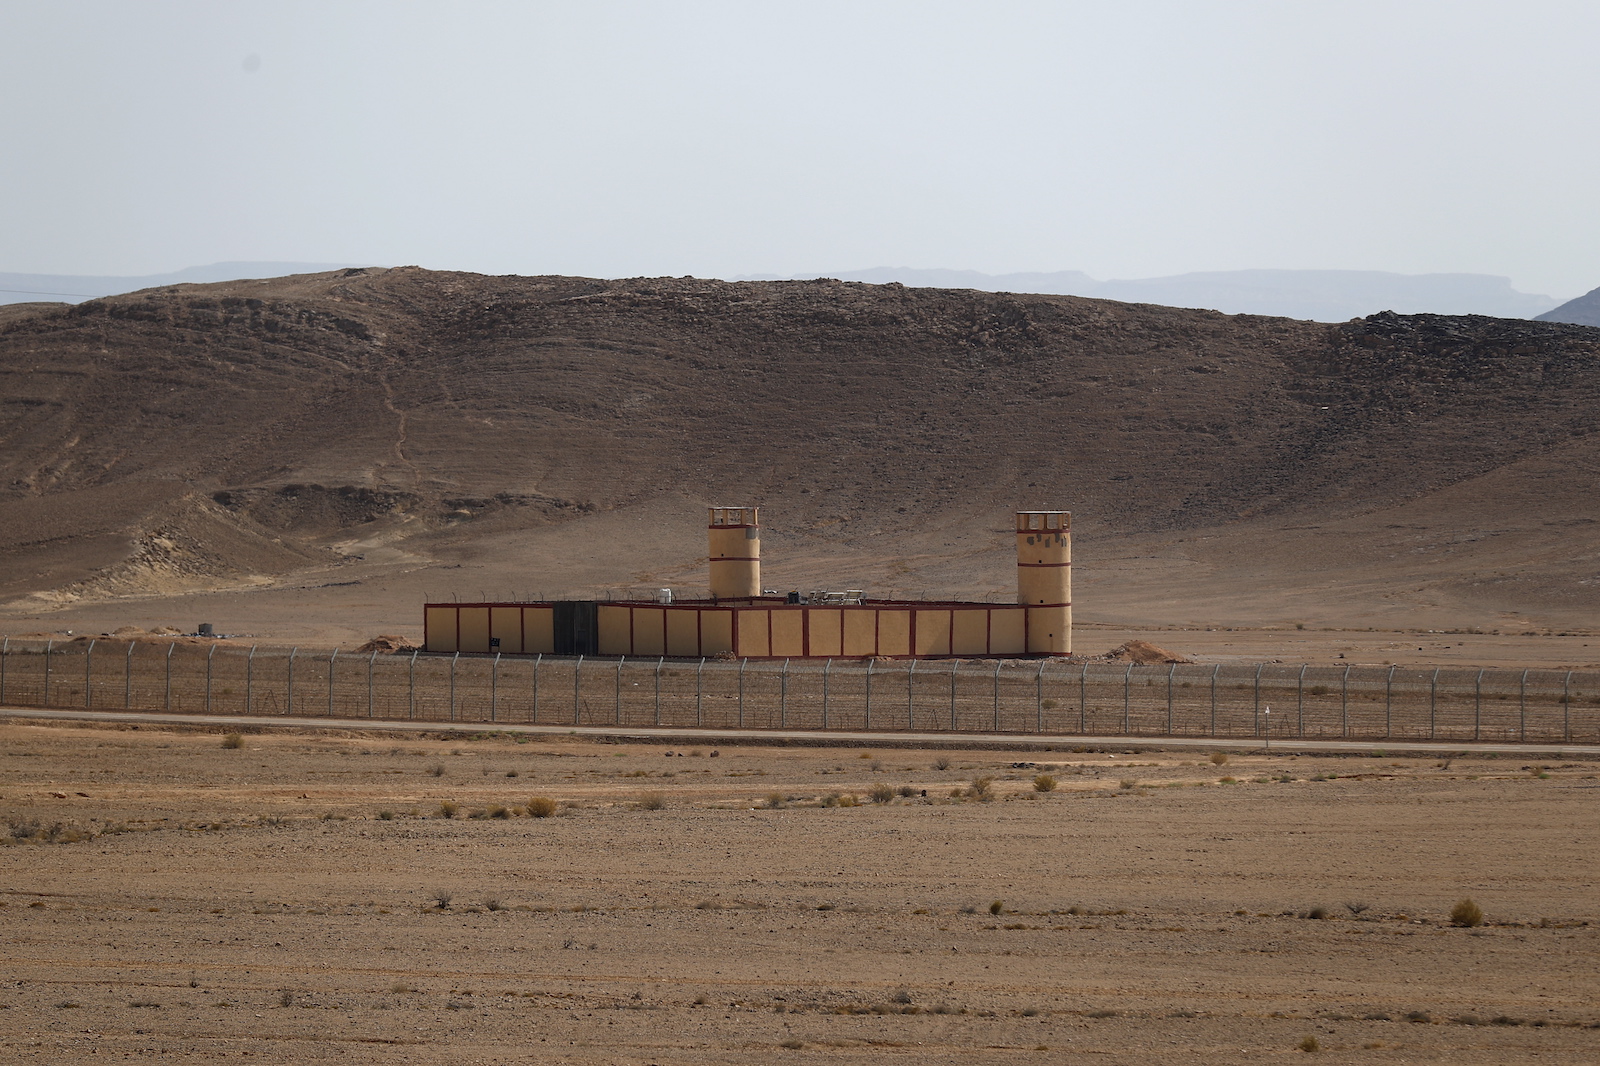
[708,506,761,599]
[1015,511,1071,654]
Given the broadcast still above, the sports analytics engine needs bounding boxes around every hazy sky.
[4,1,1597,297]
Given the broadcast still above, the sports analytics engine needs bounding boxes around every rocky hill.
[1537,285,1600,328]
[2,267,1597,637]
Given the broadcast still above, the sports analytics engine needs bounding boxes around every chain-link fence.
[1,637,1594,743]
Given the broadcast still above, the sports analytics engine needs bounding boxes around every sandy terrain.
[3,719,1596,1063]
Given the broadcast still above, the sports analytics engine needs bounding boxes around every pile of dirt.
[355,634,420,654]
[1104,640,1193,665]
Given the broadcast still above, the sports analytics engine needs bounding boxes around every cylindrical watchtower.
[1016,511,1071,655]
[708,506,760,600]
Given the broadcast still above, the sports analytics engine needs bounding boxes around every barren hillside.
[1,267,1597,642]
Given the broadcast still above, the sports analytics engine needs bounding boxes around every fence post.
[1563,670,1572,742]
[1429,667,1439,739]
[1252,663,1264,736]
[696,658,704,727]
[1518,668,1527,741]
[287,647,297,716]
[739,658,747,729]
[782,658,790,729]
[1031,660,1044,733]
[1296,664,1306,736]
[1385,664,1396,738]
[823,658,833,729]
[1210,664,1220,737]
[1165,663,1175,735]
[654,657,663,727]
[368,649,378,718]
[85,639,96,709]
[530,653,540,724]
[449,651,458,722]
[44,639,53,705]
[940,656,953,729]
[165,642,174,712]
[1341,664,1350,738]
[328,649,338,718]
[206,644,216,714]
[492,651,502,723]
[246,645,256,715]
[408,649,418,720]
[573,654,583,725]
[993,660,1002,731]
[864,659,874,730]
[1,637,7,704]
[615,656,624,725]
[1474,668,1483,741]
[126,640,135,708]
[1123,663,1134,734]
[1079,661,1088,733]
[907,659,915,730]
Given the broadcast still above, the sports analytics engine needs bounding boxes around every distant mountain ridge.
[737,267,1563,322]
[0,262,372,306]
[1536,285,1600,328]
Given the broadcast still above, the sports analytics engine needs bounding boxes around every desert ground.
[2,718,1596,1064]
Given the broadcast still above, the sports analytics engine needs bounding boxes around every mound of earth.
[1104,640,1193,664]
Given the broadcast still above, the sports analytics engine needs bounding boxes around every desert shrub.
[429,888,453,908]
[838,793,860,807]
[1302,906,1328,920]
[868,783,895,804]
[1450,898,1484,927]
[484,897,503,911]
[436,801,458,818]
[377,810,395,821]
[637,792,667,810]
[821,793,840,807]
[1119,779,1137,790]
[487,805,510,819]
[1041,698,1057,709]
[1299,1034,1320,1052]
[1344,901,1370,916]
[989,900,1004,915]
[526,796,557,818]
[1033,774,1057,792]
[967,776,994,800]
[1309,684,1330,696]
[897,785,917,798]
[763,792,786,809]
[1209,752,1229,766]
[427,763,445,777]
[858,751,874,759]
[220,733,243,749]
[933,755,952,771]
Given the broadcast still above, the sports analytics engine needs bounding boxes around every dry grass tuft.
[526,796,558,818]
[1450,898,1484,927]
[1033,774,1057,792]
[1209,752,1229,766]
[868,783,895,804]
[220,733,244,749]
[636,792,667,811]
